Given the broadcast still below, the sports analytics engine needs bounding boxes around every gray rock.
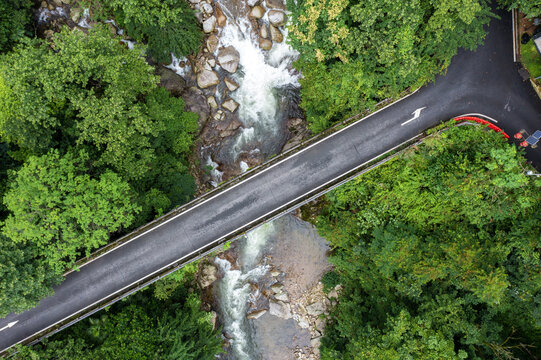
[207,96,218,109]
[189,0,200,3]
[306,301,325,316]
[246,309,267,319]
[259,38,273,51]
[198,263,218,288]
[203,15,216,33]
[201,2,213,15]
[271,283,284,293]
[274,292,289,302]
[297,317,310,329]
[266,0,286,9]
[260,23,269,39]
[268,10,286,27]
[197,69,220,88]
[247,0,259,5]
[222,98,239,113]
[270,25,283,43]
[207,34,219,53]
[157,67,186,97]
[207,58,216,67]
[269,300,292,319]
[250,5,265,19]
[270,270,281,276]
[310,337,322,349]
[224,77,240,91]
[218,46,240,73]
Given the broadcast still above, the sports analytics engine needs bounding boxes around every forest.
[316,125,541,359]
[0,0,540,358]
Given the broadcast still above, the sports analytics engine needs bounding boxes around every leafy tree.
[2,150,140,273]
[287,0,493,132]
[499,0,541,18]
[317,125,541,359]
[0,0,32,53]
[90,0,202,63]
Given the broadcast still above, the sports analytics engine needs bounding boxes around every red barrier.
[453,116,510,139]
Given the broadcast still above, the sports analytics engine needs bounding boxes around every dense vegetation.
[500,0,541,17]
[0,0,32,54]
[286,0,494,132]
[0,25,198,316]
[10,265,223,360]
[316,125,541,359]
[85,0,202,63]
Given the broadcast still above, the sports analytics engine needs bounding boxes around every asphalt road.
[1,7,540,354]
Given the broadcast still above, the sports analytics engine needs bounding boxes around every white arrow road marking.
[0,321,19,333]
[401,107,427,126]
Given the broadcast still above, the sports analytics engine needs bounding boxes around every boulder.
[274,292,289,302]
[198,263,218,288]
[217,46,240,73]
[203,16,216,33]
[249,5,265,19]
[215,4,227,27]
[197,69,220,88]
[207,96,218,109]
[259,38,273,51]
[222,98,239,113]
[207,34,219,53]
[266,0,286,9]
[297,317,310,329]
[207,58,216,67]
[270,25,283,43]
[183,87,210,128]
[189,0,200,3]
[270,270,281,277]
[61,0,72,4]
[246,309,267,319]
[271,283,284,293]
[260,23,269,39]
[224,77,239,91]
[247,0,259,5]
[269,300,292,319]
[52,0,63,6]
[268,10,286,27]
[310,337,322,349]
[157,67,186,97]
[201,2,213,16]
[40,1,47,8]
[306,301,325,316]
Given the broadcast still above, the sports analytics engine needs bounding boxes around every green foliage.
[287,0,493,132]
[12,270,223,360]
[521,39,541,78]
[321,270,340,293]
[499,0,541,18]
[2,150,139,273]
[0,0,32,53]
[95,0,202,63]
[317,126,541,359]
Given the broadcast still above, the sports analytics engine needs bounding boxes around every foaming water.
[215,0,299,161]
[214,223,274,359]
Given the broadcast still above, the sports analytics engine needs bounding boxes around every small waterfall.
[214,223,275,359]
[206,156,224,187]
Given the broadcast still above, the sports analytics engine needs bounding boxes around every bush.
[0,0,32,53]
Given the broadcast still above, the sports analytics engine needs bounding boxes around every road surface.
[1,7,540,355]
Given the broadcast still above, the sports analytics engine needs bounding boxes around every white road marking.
[73,89,422,271]
[401,107,427,126]
[0,321,18,333]
[455,113,499,123]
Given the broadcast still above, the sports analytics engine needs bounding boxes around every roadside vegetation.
[521,39,541,78]
[315,125,541,359]
[10,264,223,360]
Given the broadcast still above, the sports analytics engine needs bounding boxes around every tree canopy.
[0,0,32,54]
[286,0,493,132]
[316,125,541,359]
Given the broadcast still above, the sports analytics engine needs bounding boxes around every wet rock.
[266,0,286,10]
[260,23,269,39]
[224,77,239,92]
[206,34,219,53]
[250,5,265,19]
[271,283,284,293]
[270,25,283,43]
[157,67,186,97]
[247,309,267,319]
[268,10,287,27]
[183,87,210,128]
[215,4,227,27]
[203,15,216,33]
[306,301,325,316]
[201,2,213,16]
[274,292,289,302]
[197,69,219,88]
[198,263,218,288]
[217,46,240,73]
[259,38,273,51]
[247,0,259,5]
[207,96,218,109]
[269,300,292,319]
[222,98,239,113]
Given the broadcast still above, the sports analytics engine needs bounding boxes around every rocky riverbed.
[197,214,336,360]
